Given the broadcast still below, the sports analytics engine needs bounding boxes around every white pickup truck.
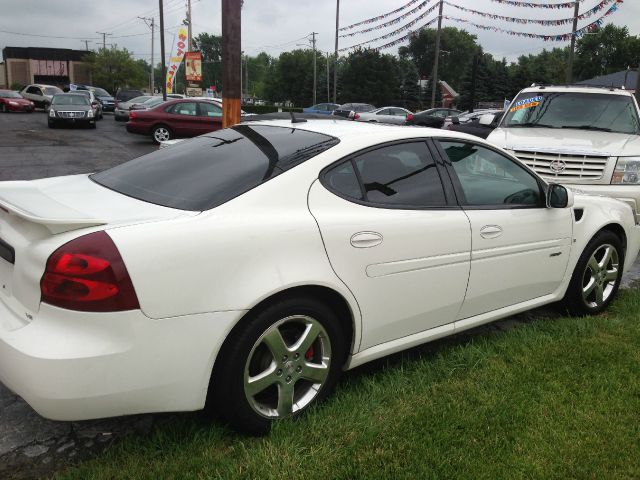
[486,85,640,223]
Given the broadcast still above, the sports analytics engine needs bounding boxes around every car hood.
[51,104,92,111]
[488,127,640,157]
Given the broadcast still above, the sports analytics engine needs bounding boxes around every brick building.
[2,47,91,89]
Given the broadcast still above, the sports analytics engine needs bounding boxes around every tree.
[265,49,317,106]
[83,47,148,93]
[192,33,223,91]
[574,24,640,81]
[399,27,479,93]
[507,47,568,96]
[398,58,421,110]
[339,49,400,106]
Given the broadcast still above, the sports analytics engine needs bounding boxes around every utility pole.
[187,0,193,51]
[96,32,111,50]
[139,16,155,93]
[222,0,242,127]
[431,0,444,108]
[240,51,243,102]
[566,1,580,84]
[333,0,339,103]
[312,32,318,106]
[327,53,330,102]
[82,40,90,51]
[159,0,167,101]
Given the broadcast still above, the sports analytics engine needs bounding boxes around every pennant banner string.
[490,0,586,7]
[441,1,621,41]
[339,6,439,51]
[339,0,423,31]
[445,0,619,26]
[340,0,435,38]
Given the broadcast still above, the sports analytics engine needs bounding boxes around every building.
[0,62,6,89]
[2,47,91,89]
[577,69,638,93]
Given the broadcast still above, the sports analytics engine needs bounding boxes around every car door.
[196,102,223,134]
[165,101,199,136]
[308,140,471,350]
[389,108,410,124]
[434,139,573,319]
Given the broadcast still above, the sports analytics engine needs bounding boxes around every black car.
[405,108,462,128]
[447,111,505,139]
[48,93,96,129]
[332,103,375,118]
[115,89,144,106]
[90,87,115,112]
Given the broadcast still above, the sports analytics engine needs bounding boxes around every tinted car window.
[91,125,339,211]
[199,102,222,117]
[324,162,363,200]
[439,141,542,206]
[347,142,446,207]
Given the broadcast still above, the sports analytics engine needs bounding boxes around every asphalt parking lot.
[1,109,640,479]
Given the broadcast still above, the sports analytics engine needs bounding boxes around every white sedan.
[354,106,412,124]
[0,120,638,434]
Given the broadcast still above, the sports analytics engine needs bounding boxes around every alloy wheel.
[243,315,331,419]
[153,127,171,142]
[581,243,619,309]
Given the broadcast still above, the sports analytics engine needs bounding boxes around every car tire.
[0,104,6,113]
[151,125,172,144]
[562,230,624,316]
[206,296,347,435]
[48,121,55,128]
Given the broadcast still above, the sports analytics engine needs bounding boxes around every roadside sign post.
[222,0,242,128]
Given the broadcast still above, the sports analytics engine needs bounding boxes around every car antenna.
[290,111,307,123]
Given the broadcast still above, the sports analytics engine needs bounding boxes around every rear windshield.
[91,125,340,211]
[502,91,640,134]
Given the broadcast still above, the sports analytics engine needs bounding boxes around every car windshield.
[127,95,151,104]
[0,91,22,98]
[93,88,110,97]
[91,125,340,211]
[143,97,165,106]
[52,95,89,106]
[352,104,374,112]
[502,91,640,134]
[44,87,63,96]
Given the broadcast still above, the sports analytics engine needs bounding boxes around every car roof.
[240,118,494,145]
[518,85,635,97]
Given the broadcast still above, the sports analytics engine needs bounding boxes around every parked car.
[332,103,375,118]
[0,120,637,435]
[0,89,34,112]
[75,86,115,112]
[405,108,462,128]
[115,95,155,121]
[446,110,505,139]
[354,106,412,124]
[115,88,144,106]
[72,89,103,120]
[20,84,63,109]
[130,96,167,112]
[303,103,340,115]
[486,85,640,223]
[442,109,494,130]
[126,98,224,143]
[47,93,96,128]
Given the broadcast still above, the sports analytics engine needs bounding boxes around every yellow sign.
[166,26,189,94]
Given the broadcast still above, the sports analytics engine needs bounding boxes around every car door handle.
[480,225,503,239]
[350,232,383,248]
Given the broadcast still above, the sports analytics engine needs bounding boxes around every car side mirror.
[451,117,460,125]
[478,114,496,126]
[546,184,574,208]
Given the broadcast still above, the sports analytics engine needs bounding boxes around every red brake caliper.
[305,345,315,361]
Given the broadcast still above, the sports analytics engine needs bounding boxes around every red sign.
[185,51,202,82]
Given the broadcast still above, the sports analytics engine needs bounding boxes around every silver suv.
[487,85,640,222]
[20,84,63,109]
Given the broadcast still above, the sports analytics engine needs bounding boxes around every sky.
[0,0,638,65]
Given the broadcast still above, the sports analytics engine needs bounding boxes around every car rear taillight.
[354,113,360,120]
[406,114,414,122]
[40,231,139,312]
[129,110,137,120]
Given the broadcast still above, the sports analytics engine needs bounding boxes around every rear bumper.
[566,185,640,224]
[5,104,34,112]
[0,300,243,420]
[125,122,149,135]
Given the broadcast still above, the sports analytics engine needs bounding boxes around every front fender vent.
[573,208,584,222]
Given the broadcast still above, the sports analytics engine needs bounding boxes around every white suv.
[20,84,63,109]
[486,85,640,222]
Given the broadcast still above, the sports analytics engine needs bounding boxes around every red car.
[126,98,223,143]
[0,90,35,113]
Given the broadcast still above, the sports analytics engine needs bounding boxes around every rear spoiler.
[0,182,106,234]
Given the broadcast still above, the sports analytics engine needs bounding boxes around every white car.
[20,84,63,109]
[354,106,412,124]
[486,85,640,223]
[0,120,638,434]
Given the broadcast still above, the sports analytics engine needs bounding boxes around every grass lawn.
[59,291,640,480]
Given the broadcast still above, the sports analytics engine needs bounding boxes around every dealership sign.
[185,52,202,82]
[166,26,188,94]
